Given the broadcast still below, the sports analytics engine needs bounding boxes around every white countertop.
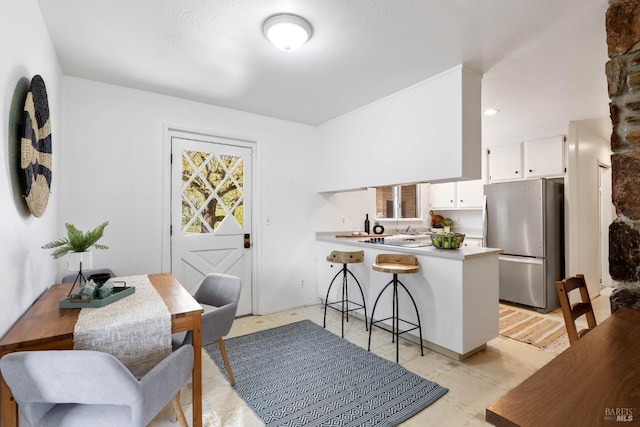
[316,233,502,260]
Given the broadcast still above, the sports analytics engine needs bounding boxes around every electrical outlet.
[341,217,346,224]
[265,217,271,225]
[456,215,461,222]
[301,280,305,287]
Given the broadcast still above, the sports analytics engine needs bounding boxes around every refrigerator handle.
[482,194,487,247]
[499,255,544,265]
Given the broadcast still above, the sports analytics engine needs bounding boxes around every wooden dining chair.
[555,274,597,345]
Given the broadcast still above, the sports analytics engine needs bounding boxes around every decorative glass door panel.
[171,135,253,316]
[181,151,244,234]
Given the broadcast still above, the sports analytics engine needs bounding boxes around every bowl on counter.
[430,232,465,249]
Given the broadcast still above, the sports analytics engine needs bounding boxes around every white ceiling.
[37,0,612,141]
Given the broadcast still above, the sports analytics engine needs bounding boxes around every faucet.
[405,226,414,234]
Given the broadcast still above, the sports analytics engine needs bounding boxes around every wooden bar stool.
[368,253,424,363]
[323,250,368,337]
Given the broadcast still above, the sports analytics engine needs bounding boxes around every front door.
[171,135,253,316]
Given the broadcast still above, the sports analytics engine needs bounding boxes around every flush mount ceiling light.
[483,108,500,116]
[263,13,312,52]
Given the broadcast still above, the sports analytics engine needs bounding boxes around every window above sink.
[375,184,421,219]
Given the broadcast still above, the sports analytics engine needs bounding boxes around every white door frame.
[598,161,613,289]
[162,126,259,314]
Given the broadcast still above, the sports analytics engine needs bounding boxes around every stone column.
[606,0,640,311]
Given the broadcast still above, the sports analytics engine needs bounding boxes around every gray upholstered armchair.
[0,345,193,427]
[172,273,241,385]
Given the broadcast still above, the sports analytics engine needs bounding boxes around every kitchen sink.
[391,233,432,239]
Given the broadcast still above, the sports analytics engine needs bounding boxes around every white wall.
[314,188,376,233]
[566,120,612,297]
[0,0,63,337]
[60,77,321,314]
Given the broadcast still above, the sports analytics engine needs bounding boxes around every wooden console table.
[0,273,203,427]
[486,307,640,426]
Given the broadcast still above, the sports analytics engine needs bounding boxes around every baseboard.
[321,297,487,361]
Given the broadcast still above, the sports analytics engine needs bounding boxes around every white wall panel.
[0,0,63,337]
[316,65,482,192]
[61,78,320,314]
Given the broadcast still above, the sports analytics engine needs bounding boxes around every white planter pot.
[67,251,93,272]
[443,226,451,232]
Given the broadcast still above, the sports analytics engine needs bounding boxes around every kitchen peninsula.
[316,233,502,360]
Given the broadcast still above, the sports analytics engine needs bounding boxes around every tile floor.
[151,289,613,427]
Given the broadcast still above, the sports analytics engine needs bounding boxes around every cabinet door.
[429,182,456,208]
[462,237,483,247]
[524,136,565,179]
[456,180,484,208]
[488,143,522,182]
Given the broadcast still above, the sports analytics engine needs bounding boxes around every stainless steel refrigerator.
[483,178,564,313]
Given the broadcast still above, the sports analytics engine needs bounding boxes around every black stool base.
[367,274,424,363]
[323,264,368,338]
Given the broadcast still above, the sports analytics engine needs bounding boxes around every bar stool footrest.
[326,300,367,314]
[370,317,421,337]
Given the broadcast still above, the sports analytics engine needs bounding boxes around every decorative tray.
[59,286,135,309]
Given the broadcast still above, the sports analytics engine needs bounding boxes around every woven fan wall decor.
[21,74,52,217]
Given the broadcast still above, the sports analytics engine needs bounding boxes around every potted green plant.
[441,217,454,232]
[42,221,109,271]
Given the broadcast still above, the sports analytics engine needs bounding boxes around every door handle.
[244,233,251,248]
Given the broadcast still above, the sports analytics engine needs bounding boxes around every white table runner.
[73,274,172,378]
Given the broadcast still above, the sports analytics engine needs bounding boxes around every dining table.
[0,272,203,427]
[486,306,640,426]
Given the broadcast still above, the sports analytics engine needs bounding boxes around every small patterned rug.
[205,320,448,427]
[499,305,569,353]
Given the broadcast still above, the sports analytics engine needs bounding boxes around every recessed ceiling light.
[483,108,500,116]
[263,13,312,52]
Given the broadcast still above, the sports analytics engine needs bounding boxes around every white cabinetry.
[456,180,484,208]
[316,66,482,192]
[430,180,483,209]
[462,237,483,247]
[429,182,456,208]
[488,144,522,182]
[523,136,565,179]
[488,136,565,183]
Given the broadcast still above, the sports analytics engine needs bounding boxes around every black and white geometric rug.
[205,320,448,427]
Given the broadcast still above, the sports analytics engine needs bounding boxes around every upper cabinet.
[487,143,522,182]
[488,135,565,183]
[430,182,456,208]
[523,136,566,179]
[456,180,484,208]
[430,179,483,209]
[316,65,482,192]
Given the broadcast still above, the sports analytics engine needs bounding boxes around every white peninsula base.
[317,236,501,360]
